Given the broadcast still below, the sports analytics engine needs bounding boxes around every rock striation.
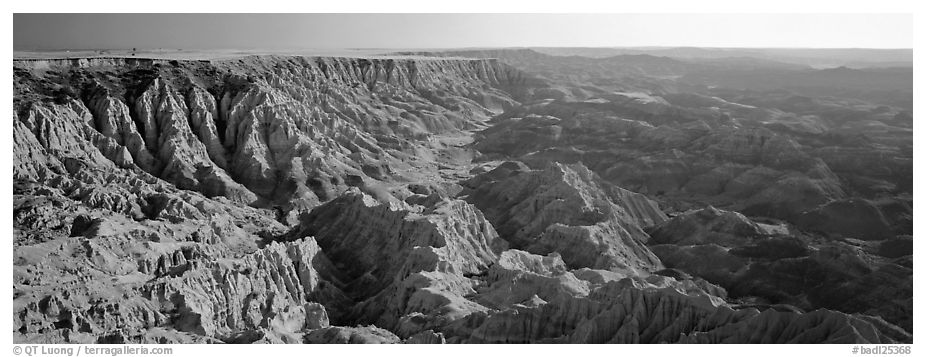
[441,250,908,344]
[463,161,667,275]
[285,188,505,300]
[13,55,529,343]
[647,209,913,332]
[12,51,913,344]
[282,188,506,337]
[15,56,531,213]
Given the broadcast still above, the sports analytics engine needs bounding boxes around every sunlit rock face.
[13,50,912,344]
[15,56,532,212]
[462,161,667,275]
[13,55,530,343]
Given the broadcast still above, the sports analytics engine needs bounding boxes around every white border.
[3,2,922,356]
[5,0,922,13]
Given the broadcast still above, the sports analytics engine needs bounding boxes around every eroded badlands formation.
[13,52,912,343]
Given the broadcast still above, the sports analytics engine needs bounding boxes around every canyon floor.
[12,49,913,343]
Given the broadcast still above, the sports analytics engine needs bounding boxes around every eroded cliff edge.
[13,55,911,344]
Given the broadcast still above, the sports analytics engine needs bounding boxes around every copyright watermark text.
[852,345,912,355]
[13,345,173,357]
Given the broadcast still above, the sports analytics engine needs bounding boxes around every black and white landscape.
[12,14,913,344]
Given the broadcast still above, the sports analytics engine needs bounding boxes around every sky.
[13,13,914,50]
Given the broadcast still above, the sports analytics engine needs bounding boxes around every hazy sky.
[13,13,913,50]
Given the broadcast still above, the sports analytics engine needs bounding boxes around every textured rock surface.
[283,188,506,333]
[462,67,907,231]
[441,249,907,344]
[15,56,531,214]
[463,162,666,275]
[648,211,913,332]
[12,51,912,344]
[648,206,771,247]
[303,326,401,344]
[13,55,526,343]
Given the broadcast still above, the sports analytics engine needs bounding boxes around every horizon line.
[14,46,915,51]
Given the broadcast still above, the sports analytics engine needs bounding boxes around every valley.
[12,48,913,344]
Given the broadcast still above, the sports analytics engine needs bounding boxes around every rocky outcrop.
[12,188,332,341]
[440,249,908,343]
[303,326,400,344]
[466,93,859,225]
[12,51,912,344]
[286,189,505,299]
[283,189,506,335]
[143,238,344,340]
[648,206,771,247]
[647,209,913,332]
[14,56,530,213]
[463,162,666,274]
[13,55,531,344]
